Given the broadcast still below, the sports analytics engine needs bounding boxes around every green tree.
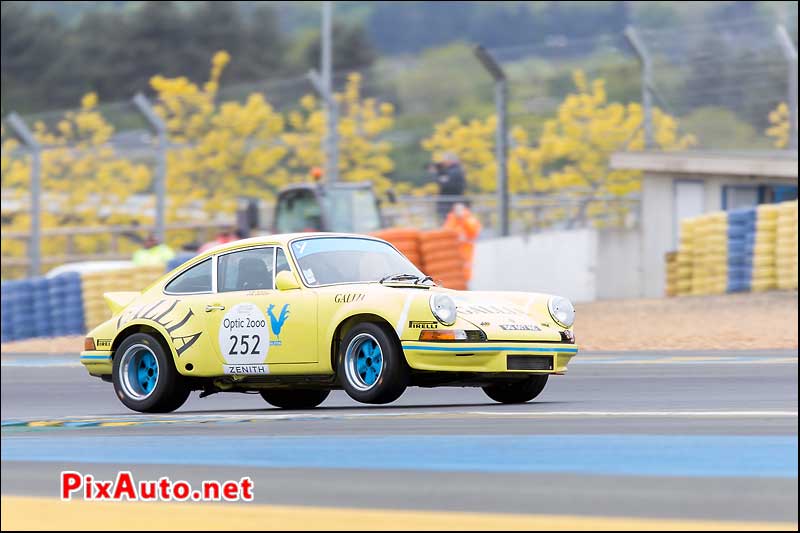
[0,2,64,113]
[303,22,377,73]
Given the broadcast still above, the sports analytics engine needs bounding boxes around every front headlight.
[548,296,575,328]
[430,294,457,326]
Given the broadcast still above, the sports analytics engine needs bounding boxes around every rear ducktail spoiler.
[104,292,140,314]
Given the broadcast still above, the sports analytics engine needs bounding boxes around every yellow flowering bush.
[282,73,396,194]
[1,94,152,278]
[423,70,696,227]
[151,51,289,218]
[766,102,790,148]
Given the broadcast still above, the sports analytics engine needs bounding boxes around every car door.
[205,245,318,371]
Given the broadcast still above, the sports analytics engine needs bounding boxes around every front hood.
[450,293,563,342]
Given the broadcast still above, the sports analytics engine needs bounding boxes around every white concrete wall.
[640,173,674,298]
[595,229,642,300]
[470,229,598,302]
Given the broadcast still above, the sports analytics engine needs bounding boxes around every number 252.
[229,335,260,355]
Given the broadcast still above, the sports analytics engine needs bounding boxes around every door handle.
[205,304,226,312]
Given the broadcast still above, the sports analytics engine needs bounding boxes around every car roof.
[201,232,387,256]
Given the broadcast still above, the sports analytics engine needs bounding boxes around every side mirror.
[275,270,301,291]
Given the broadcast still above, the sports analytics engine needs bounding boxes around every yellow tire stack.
[133,265,167,292]
[664,252,679,297]
[689,215,706,295]
[81,266,168,329]
[751,204,779,292]
[676,218,696,296]
[776,200,798,290]
[81,271,117,329]
[690,213,727,295]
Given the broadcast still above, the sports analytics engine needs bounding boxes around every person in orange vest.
[443,202,481,281]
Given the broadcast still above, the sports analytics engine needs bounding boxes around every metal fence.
[2,16,797,280]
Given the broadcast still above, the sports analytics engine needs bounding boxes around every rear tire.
[112,332,190,413]
[338,322,408,404]
[260,389,330,409]
[483,375,549,404]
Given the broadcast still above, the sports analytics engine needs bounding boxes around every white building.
[471,150,798,301]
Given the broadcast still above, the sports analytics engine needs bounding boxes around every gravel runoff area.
[2,291,797,354]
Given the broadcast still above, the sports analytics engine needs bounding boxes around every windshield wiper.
[379,273,421,284]
[415,275,434,285]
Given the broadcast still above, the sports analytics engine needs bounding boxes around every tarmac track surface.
[1,349,797,529]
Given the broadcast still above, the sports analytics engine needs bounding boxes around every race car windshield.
[290,237,424,286]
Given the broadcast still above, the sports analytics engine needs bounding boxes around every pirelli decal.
[408,320,438,329]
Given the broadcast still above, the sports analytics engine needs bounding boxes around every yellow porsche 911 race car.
[81,233,578,412]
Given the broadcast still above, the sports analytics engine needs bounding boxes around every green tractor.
[272,181,387,234]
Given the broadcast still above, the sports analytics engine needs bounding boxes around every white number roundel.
[218,303,268,364]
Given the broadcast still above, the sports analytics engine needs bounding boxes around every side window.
[218,247,275,292]
[276,247,291,278]
[165,258,212,294]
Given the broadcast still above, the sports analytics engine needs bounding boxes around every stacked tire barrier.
[49,273,85,337]
[776,201,798,290]
[371,228,468,290]
[675,220,695,296]
[2,279,35,342]
[419,229,468,290]
[82,265,166,329]
[726,208,756,293]
[370,228,423,269]
[81,271,118,330]
[664,252,679,297]
[752,204,779,292]
[667,199,798,297]
[690,212,728,295]
[1,274,85,342]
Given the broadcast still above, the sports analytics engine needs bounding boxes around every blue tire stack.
[1,281,19,342]
[10,279,36,341]
[49,273,86,336]
[727,207,756,293]
[31,277,53,338]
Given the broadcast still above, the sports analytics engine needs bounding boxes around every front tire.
[112,333,190,413]
[483,375,549,404]
[260,389,330,409]
[338,322,408,404]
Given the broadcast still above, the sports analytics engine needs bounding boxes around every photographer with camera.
[428,152,466,223]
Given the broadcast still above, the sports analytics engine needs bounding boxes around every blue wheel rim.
[120,344,159,400]
[356,338,382,386]
[345,333,384,391]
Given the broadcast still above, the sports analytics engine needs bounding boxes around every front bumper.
[401,341,578,373]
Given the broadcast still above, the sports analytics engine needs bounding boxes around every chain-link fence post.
[133,93,167,243]
[776,25,798,150]
[474,45,509,237]
[321,1,339,182]
[6,113,42,277]
[625,26,655,149]
[308,68,340,182]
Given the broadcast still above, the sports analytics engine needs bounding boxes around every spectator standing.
[443,202,482,281]
[133,233,176,266]
[432,152,466,222]
[198,227,244,254]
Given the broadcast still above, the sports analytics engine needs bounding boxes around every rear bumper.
[80,351,113,376]
[401,341,578,373]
